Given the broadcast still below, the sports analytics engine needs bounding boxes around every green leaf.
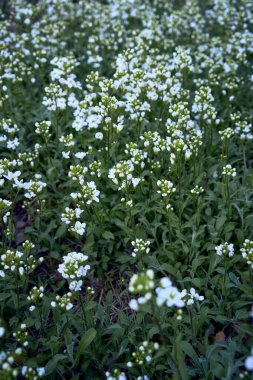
[216,215,227,232]
[180,341,200,367]
[0,293,11,301]
[75,328,97,364]
[55,224,67,238]
[102,231,114,240]
[84,301,97,312]
[45,354,68,375]
[64,328,74,362]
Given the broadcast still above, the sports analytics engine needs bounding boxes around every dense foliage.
[0,0,253,379]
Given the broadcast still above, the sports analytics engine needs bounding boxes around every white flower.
[66,303,73,311]
[70,221,86,236]
[0,327,5,337]
[69,279,83,292]
[0,270,5,278]
[182,288,205,305]
[58,252,90,292]
[215,243,234,257]
[4,171,21,181]
[132,177,140,187]
[7,138,19,150]
[129,299,139,311]
[160,278,172,288]
[156,277,185,308]
[75,152,86,159]
[62,151,71,158]
[222,164,236,177]
[95,132,103,140]
[245,349,253,370]
[37,368,45,377]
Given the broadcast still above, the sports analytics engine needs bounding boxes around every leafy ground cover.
[0,1,253,379]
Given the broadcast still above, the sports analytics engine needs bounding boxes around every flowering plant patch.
[0,0,253,379]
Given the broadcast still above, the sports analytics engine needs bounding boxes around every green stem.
[151,301,183,380]
[189,307,195,337]
[223,259,228,312]
[93,207,101,224]
[77,292,86,327]
[44,138,54,168]
[0,220,6,254]
[8,189,20,247]
[16,270,20,317]
[107,125,110,162]
[249,267,253,295]
[242,142,247,171]
[225,178,232,220]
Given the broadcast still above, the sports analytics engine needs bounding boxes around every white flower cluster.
[67,165,100,207]
[129,270,155,311]
[51,292,73,311]
[192,86,218,125]
[108,160,140,191]
[140,131,170,154]
[13,323,28,347]
[105,369,127,380]
[0,246,43,277]
[191,186,204,195]
[0,250,23,275]
[127,341,159,367]
[35,120,51,139]
[241,240,253,268]
[58,252,90,292]
[27,286,44,312]
[219,128,234,141]
[234,117,253,140]
[181,288,204,306]
[68,165,88,183]
[42,84,67,111]
[0,198,12,212]
[89,161,102,178]
[222,164,236,177]
[61,207,86,236]
[1,170,46,199]
[60,133,75,148]
[0,198,12,224]
[0,348,23,378]
[43,55,81,111]
[131,238,151,258]
[50,56,80,87]
[215,242,235,258]
[156,278,185,308]
[0,118,19,150]
[60,133,78,158]
[72,93,122,132]
[63,164,101,235]
[129,272,204,311]
[157,179,176,197]
[125,143,147,169]
[21,366,45,379]
[71,181,100,206]
[23,179,47,199]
